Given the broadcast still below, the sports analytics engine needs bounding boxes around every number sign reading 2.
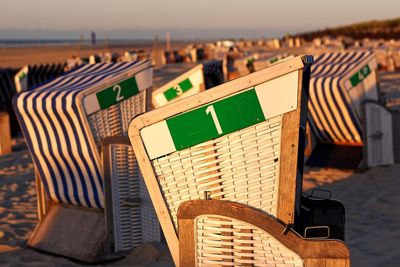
[166,89,265,150]
[96,76,139,110]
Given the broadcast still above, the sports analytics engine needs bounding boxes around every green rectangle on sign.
[349,64,371,87]
[96,76,139,110]
[163,78,193,101]
[166,89,265,150]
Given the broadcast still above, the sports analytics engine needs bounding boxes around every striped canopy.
[14,61,150,209]
[308,51,374,145]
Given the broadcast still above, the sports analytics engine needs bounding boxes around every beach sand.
[1,143,399,266]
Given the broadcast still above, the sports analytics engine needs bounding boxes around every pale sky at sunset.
[1,0,399,39]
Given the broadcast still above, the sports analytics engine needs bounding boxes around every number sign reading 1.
[349,64,371,87]
[163,78,193,101]
[166,89,265,150]
[96,76,139,110]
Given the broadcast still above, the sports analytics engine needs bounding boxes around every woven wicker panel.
[195,215,303,267]
[88,91,146,148]
[110,143,160,252]
[152,115,283,229]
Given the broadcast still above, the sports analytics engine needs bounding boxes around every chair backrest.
[308,50,378,146]
[129,55,312,265]
[14,61,152,209]
[152,64,205,108]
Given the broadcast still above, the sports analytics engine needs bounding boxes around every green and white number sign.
[84,68,152,115]
[349,64,371,87]
[141,70,299,159]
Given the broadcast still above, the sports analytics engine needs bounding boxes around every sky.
[0,0,399,40]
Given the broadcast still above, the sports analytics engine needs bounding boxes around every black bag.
[295,189,346,241]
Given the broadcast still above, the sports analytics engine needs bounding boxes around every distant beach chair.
[128,55,347,266]
[152,64,205,108]
[235,52,292,77]
[307,50,394,167]
[13,61,160,262]
[0,68,20,137]
[178,199,349,267]
[152,60,224,108]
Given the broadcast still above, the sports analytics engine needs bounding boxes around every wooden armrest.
[178,199,350,267]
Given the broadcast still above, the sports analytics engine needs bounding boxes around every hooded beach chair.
[13,61,160,262]
[152,60,224,108]
[128,55,349,266]
[307,50,394,167]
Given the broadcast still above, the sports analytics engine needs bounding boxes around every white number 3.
[113,85,124,101]
[206,105,223,135]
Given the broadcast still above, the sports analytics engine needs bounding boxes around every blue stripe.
[309,51,372,143]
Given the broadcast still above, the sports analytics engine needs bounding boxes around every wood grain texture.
[0,112,11,154]
[35,171,48,221]
[178,200,350,264]
[277,69,303,224]
[178,219,196,267]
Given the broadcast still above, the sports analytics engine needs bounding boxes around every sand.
[0,41,194,69]
[1,144,399,266]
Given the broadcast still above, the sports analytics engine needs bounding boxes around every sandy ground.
[0,42,193,69]
[1,144,400,266]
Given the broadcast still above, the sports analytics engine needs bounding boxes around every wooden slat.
[35,171,48,221]
[178,219,196,267]
[0,112,11,155]
[277,69,303,224]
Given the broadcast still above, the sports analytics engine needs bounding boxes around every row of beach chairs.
[0,63,67,138]
[236,50,398,168]
[14,56,350,266]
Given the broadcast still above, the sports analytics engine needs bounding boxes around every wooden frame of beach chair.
[129,55,313,265]
[178,199,350,266]
[308,51,394,167]
[152,64,205,108]
[14,61,160,262]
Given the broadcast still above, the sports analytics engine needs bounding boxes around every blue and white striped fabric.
[14,61,149,209]
[308,51,373,145]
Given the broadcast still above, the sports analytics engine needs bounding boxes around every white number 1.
[206,105,223,135]
[113,85,124,101]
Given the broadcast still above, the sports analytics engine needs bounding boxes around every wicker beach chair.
[128,55,318,265]
[13,61,160,262]
[178,199,350,267]
[307,50,394,167]
[152,60,224,109]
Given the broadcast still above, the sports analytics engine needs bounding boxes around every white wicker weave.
[109,143,160,252]
[152,115,283,229]
[88,89,160,252]
[195,215,304,267]
[88,91,146,147]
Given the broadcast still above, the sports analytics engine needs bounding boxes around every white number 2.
[206,105,223,135]
[113,85,124,101]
